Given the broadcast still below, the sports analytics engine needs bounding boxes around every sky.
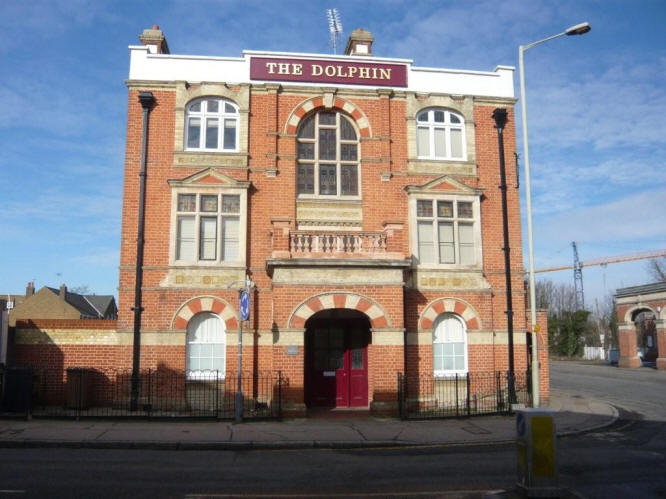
[1,0,664,309]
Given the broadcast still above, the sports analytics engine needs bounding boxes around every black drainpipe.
[131,91,156,411]
[492,108,516,405]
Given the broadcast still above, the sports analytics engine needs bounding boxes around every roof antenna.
[326,8,343,54]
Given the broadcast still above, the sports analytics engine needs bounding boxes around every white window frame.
[296,110,362,200]
[170,187,247,267]
[186,312,226,380]
[410,194,482,269]
[185,97,239,152]
[433,313,468,377]
[416,108,466,161]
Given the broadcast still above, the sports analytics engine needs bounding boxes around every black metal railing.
[397,370,531,419]
[1,367,282,420]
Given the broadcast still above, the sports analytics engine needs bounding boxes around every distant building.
[9,283,117,326]
[0,282,31,313]
[616,282,666,370]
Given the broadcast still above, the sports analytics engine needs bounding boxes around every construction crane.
[572,242,584,309]
[534,248,666,274]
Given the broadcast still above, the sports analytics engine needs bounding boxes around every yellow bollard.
[516,409,559,497]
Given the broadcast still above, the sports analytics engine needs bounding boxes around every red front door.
[306,319,369,408]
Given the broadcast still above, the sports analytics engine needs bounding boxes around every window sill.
[296,195,362,203]
[407,158,476,176]
[413,263,481,270]
[172,261,243,267]
[434,372,468,379]
[174,150,248,169]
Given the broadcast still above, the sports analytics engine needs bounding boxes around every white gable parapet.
[128,45,514,98]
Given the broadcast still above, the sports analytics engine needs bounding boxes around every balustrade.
[290,231,387,256]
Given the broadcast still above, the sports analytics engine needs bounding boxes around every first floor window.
[185,98,239,151]
[175,192,240,263]
[297,110,360,197]
[416,198,477,265]
[433,314,467,376]
[416,108,466,160]
[187,312,225,379]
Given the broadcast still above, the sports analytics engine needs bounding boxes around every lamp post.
[519,22,590,407]
[130,91,155,412]
[493,108,517,405]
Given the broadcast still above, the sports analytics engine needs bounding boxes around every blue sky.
[1,0,664,308]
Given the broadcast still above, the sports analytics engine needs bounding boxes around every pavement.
[0,390,618,450]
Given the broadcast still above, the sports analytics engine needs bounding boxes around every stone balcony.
[289,231,390,258]
[266,220,410,276]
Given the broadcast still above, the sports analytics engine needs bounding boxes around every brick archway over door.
[172,296,239,331]
[288,292,390,329]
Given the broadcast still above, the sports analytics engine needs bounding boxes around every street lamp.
[519,22,591,407]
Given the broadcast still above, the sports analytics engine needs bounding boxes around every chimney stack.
[139,25,170,54]
[344,28,374,56]
[25,281,35,297]
[59,284,67,300]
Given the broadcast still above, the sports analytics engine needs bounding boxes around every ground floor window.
[433,313,467,377]
[186,312,225,379]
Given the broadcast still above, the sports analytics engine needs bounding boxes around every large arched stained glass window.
[297,111,360,197]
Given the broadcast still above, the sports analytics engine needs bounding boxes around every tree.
[534,279,577,316]
[594,294,618,349]
[645,257,666,282]
[536,278,600,357]
[549,309,590,357]
[70,285,91,294]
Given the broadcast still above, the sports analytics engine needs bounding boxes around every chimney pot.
[344,28,374,56]
[25,281,35,296]
[139,25,170,54]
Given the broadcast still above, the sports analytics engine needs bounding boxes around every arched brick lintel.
[288,292,391,329]
[623,305,658,324]
[284,96,372,137]
[419,298,481,332]
[172,296,239,331]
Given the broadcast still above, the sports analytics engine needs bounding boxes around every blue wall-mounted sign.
[239,290,250,321]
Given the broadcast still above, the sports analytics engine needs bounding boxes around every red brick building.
[615,282,666,370]
[13,25,549,416]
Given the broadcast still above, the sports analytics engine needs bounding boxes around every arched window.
[186,312,225,379]
[297,111,360,197]
[433,313,467,376]
[416,108,465,160]
[185,98,239,151]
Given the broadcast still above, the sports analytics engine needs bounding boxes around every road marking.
[185,492,499,498]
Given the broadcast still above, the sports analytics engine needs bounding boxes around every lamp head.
[492,108,508,130]
[565,22,591,36]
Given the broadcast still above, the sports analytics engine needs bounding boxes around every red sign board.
[250,56,407,87]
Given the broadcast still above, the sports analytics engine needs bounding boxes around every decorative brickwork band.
[419,298,481,331]
[172,296,238,331]
[285,96,372,137]
[288,292,390,329]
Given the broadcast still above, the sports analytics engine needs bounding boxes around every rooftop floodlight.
[565,22,591,36]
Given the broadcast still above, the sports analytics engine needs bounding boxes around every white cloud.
[533,188,666,251]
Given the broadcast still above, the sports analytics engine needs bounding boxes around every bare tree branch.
[645,257,666,282]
